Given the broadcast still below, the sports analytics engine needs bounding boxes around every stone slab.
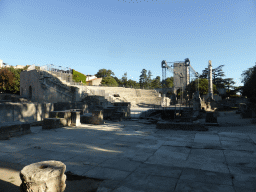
[98,157,142,172]
[174,179,235,192]
[118,172,177,192]
[156,121,207,131]
[180,167,233,185]
[84,167,131,180]
[0,122,31,140]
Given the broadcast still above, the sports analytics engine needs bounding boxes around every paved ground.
[0,111,256,192]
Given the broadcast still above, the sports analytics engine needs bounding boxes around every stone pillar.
[71,111,81,126]
[20,160,66,192]
[208,60,213,100]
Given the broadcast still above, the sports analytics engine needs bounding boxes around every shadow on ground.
[0,179,20,192]
[0,161,104,192]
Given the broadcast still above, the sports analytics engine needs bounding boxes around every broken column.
[20,160,66,192]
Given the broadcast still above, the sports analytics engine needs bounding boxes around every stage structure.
[161,58,199,105]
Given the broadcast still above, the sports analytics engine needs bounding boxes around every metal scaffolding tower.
[161,58,200,106]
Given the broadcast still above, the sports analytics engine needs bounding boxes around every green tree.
[126,79,139,88]
[100,76,118,87]
[95,69,115,78]
[0,68,16,93]
[241,64,256,102]
[162,77,173,88]
[121,72,128,87]
[0,66,29,94]
[151,76,161,88]
[139,69,147,89]
[186,78,217,97]
[223,78,235,92]
[113,76,122,86]
[200,65,226,88]
[147,70,152,88]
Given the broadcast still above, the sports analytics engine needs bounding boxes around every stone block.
[20,160,66,192]
[205,112,218,123]
[111,112,125,121]
[42,118,66,129]
[91,110,104,125]
[49,111,72,126]
[103,107,116,120]
[0,122,31,140]
[80,113,93,124]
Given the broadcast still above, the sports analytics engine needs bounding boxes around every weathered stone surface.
[156,121,207,131]
[103,107,116,120]
[0,122,31,140]
[49,111,72,126]
[91,110,104,125]
[205,112,218,123]
[20,160,66,192]
[80,113,93,124]
[42,118,66,129]
[113,102,131,119]
[71,111,81,126]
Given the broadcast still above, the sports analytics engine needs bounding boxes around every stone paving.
[0,113,256,192]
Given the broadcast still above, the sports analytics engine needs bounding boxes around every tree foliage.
[95,69,115,78]
[162,77,174,88]
[100,76,118,87]
[121,72,128,86]
[241,65,256,102]
[186,78,217,97]
[223,78,235,92]
[151,76,161,89]
[200,65,226,88]
[0,68,16,93]
[0,66,28,94]
[139,69,148,89]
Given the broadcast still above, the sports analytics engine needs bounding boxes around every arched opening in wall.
[29,86,32,100]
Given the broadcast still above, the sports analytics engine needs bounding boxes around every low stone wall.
[0,122,31,140]
[0,102,54,123]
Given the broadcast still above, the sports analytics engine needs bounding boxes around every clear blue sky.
[1,0,255,86]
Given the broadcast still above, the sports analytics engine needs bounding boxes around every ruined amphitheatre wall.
[20,70,81,103]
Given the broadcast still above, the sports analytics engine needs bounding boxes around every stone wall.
[20,70,84,103]
[0,102,54,123]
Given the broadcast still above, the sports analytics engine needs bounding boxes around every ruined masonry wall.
[20,70,82,103]
[0,103,54,123]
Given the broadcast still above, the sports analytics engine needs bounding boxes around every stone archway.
[29,86,32,100]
